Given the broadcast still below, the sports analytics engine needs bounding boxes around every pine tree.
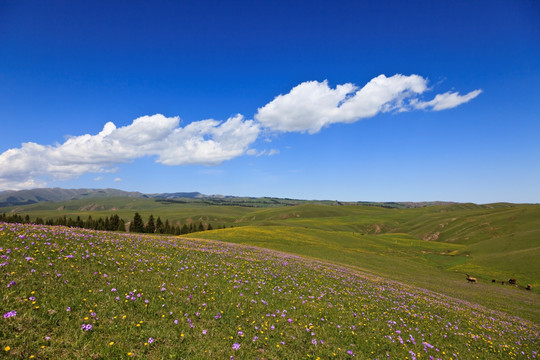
[85,216,94,229]
[145,214,156,233]
[109,214,120,231]
[155,217,164,233]
[180,224,189,235]
[131,212,144,233]
[117,219,126,232]
[96,218,105,230]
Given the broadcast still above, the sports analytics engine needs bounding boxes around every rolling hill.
[1,188,538,323]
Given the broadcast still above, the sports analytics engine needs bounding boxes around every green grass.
[1,223,538,359]
[3,200,540,322]
[184,224,540,324]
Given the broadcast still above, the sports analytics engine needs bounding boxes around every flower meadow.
[0,223,538,359]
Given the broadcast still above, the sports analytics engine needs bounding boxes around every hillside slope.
[1,223,538,358]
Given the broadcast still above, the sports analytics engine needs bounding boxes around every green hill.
[0,223,538,358]
[2,196,539,322]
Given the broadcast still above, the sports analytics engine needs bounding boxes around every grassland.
[1,223,538,359]
[2,199,539,323]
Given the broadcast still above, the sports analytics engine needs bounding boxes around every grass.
[184,225,540,324]
[3,200,539,320]
[1,223,538,359]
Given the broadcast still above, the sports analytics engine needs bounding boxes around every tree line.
[0,212,217,235]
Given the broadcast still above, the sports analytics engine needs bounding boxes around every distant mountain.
[0,187,458,209]
[0,188,145,207]
[150,192,230,199]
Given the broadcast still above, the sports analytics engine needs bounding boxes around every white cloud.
[156,115,260,165]
[255,74,481,133]
[255,74,429,134]
[0,74,481,190]
[94,176,103,181]
[412,89,483,111]
[114,177,122,182]
[0,114,260,190]
[246,148,280,157]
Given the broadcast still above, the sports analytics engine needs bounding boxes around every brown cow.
[466,274,477,283]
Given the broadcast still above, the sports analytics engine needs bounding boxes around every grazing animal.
[466,274,477,283]
[509,278,517,285]
[526,284,532,290]
[492,279,496,283]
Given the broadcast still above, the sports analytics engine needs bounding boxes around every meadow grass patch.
[1,223,538,358]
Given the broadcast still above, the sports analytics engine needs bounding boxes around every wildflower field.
[1,223,538,359]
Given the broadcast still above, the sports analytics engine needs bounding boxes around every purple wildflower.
[232,343,240,350]
[3,310,17,318]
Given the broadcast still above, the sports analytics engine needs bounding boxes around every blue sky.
[1,0,539,203]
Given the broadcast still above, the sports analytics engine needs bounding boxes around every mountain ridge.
[0,187,458,209]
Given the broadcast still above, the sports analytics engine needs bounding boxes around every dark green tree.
[145,214,156,233]
[109,214,120,231]
[96,218,105,230]
[180,224,189,235]
[117,218,126,232]
[164,219,171,234]
[85,216,94,229]
[131,212,144,233]
[155,217,164,233]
